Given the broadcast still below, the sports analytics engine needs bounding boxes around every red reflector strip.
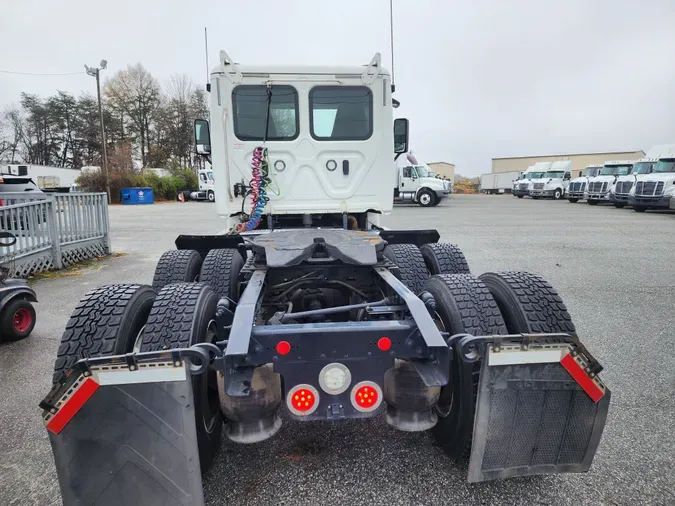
[46,377,99,435]
[560,353,604,403]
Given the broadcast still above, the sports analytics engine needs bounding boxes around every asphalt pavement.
[1,196,673,506]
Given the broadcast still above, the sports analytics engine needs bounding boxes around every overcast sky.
[2,0,674,174]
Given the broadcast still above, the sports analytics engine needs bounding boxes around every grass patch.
[28,252,126,284]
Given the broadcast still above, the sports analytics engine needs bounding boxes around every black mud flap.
[46,367,204,506]
[468,349,610,483]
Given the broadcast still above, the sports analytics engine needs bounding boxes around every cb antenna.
[389,0,395,92]
[204,27,210,90]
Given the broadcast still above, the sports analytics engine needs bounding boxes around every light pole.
[85,59,111,204]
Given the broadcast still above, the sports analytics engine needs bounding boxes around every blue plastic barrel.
[121,187,154,205]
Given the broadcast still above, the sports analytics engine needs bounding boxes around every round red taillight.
[350,381,383,413]
[377,337,391,351]
[276,341,291,355]
[286,384,320,416]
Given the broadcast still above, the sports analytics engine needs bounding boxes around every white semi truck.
[612,145,675,209]
[41,51,611,503]
[586,160,635,205]
[529,160,572,200]
[394,154,450,206]
[1,164,80,192]
[515,162,552,199]
[626,144,675,212]
[567,164,603,203]
[480,171,520,194]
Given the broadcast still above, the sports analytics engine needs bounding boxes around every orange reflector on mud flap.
[560,351,605,403]
[46,377,99,435]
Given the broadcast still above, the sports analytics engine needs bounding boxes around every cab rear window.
[232,85,299,141]
[310,86,373,141]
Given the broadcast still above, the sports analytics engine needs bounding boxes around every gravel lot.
[1,195,674,506]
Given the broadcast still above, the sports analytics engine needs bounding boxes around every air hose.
[234,87,281,232]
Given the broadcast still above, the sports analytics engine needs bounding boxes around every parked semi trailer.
[480,171,519,194]
[529,160,572,200]
[1,164,79,192]
[567,164,603,203]
[41,51,610,504]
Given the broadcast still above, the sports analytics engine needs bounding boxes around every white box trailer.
[480,171,520,194]
[2,164,81,192]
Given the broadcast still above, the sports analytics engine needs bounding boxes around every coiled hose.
[236,147,272,232]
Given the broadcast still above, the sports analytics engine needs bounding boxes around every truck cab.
[394,163,450,207]
[192,168,216,202]
[629,155,675,212]
[586,160,634,205]
[612,159,655,208]
[529,160,572,200]
[192,51,407,231]
[513,165,534,197]
[567,164,602,203]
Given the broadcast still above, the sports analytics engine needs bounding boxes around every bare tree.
[104,63,161,167]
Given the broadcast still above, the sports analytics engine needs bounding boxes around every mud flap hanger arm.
[453,332,604,377]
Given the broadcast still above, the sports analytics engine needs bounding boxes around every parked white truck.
[529,161,572,200]
[586,160,634,205]
[1,164,80,192]
[629,151,675,212]
[189,168,216,202]
[567,164,603,203]
[480,171,519,194]
[394,155,450,206]
[612,145,675,209]
[513,162,551,198]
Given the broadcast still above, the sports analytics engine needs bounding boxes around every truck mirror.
[194,119,211,155]
[393,118,409,154]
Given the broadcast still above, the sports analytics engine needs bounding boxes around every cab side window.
[403,167,412,178]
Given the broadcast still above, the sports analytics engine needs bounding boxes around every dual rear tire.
[425,271,576,458]
[53,247,245,472]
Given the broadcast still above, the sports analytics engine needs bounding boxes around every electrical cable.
[235,86,279,232]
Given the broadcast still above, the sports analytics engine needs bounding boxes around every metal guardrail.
[0,192,110,277]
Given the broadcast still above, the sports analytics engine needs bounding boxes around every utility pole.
[85,60,111,204]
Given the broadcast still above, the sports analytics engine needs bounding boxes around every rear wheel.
[0,298,36,342]
[420,243,470,275]
[517,195,524,199]
[417,189,436,207]
[479,271,576,335]
[634,205,646,212]
[382,244,428,294]
[568,198,579,203]
[53,284,155,383]
[199,248,244,301]
[152,250,202,291]
[140,283,221,472]
[425,274,507,458]
[614,203,625,209]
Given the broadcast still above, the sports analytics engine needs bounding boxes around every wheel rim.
[208,192,215,202]
[555,190,561,199]
[13,308,32,332]
[420,194,431,205]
